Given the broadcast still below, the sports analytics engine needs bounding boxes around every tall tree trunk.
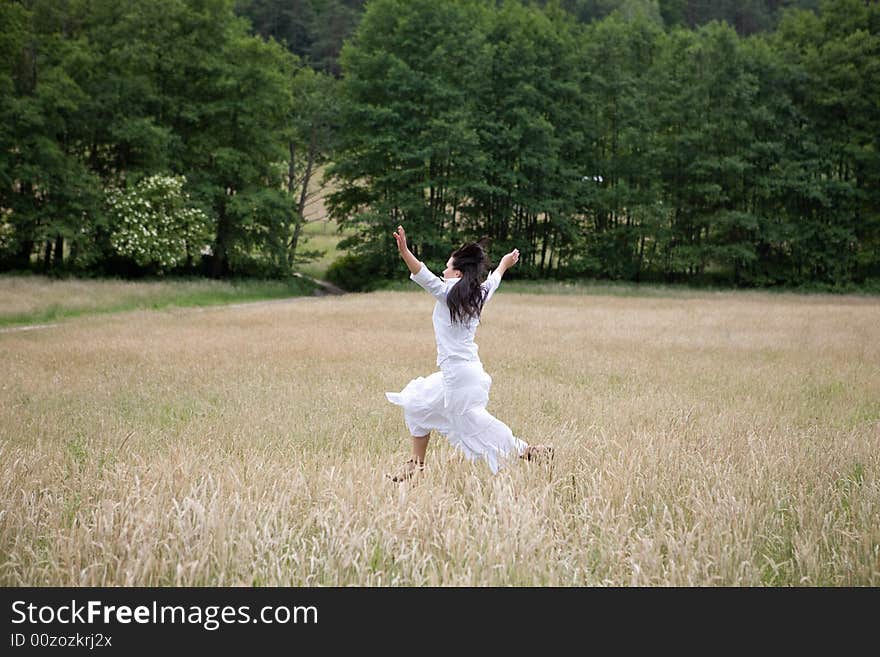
[286,140,297,269]
[211,202,229,278]
[298,129,317,217]
[289,129,318,265]
[449,197,458,242]
[16,240,34,270]
[540,218,549,273]
[53,234,64,268]
[636,234,645,283]
[42,240,53,272]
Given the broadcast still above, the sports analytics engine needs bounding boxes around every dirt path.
[0,322,61,334]
[293,273,345,296]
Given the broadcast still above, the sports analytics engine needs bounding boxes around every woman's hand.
[392,225,409,255]
[499,248,520,270]
[393,225,422,275]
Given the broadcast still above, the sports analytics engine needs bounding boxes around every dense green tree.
[773,0,880,284]
[286,66,339,267]
[326,0,879,288]
[573,12,664,280]
[650,23,757,281]
[0,0,105,272]
[467,1,583,277]
[560,0,822,34]
[2,0,877,287]
[91,0,296,276]
[236,0,316,53]
[560,0,662,25]
[235,0,365,75]
[1,0,299,278]
[327,0,488,280]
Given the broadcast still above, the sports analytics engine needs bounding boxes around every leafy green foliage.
[235,0,365,75]
[1,0,309,279]
[327,0,879,289]
[326,0,490,278]
[325,251,385,291]
[1,0,877,289]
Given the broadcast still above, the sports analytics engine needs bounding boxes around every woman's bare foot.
[520,444,554,462]
[386,458,426,482]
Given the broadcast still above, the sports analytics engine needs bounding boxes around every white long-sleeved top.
[410,263,502,367]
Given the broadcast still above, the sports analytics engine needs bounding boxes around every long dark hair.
[446,238,491,325]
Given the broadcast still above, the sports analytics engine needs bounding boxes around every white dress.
[386,263,528,474]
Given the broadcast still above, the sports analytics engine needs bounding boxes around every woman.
[386,225,552,482]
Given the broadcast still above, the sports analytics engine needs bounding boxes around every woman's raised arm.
[483,248,519,303]
[394,225,446,300]
[392,225,422,275]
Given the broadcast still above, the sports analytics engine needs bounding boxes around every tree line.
[1,0,335,278]
[327,0,879,288]
[234,0,365,76]
[1,0,878,289]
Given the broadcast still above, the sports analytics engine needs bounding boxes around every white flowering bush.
[0,211,15,253]
[106,175,211,271]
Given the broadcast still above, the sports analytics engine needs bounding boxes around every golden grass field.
[1,284,878,585]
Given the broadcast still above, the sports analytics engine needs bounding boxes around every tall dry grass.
[1,288,878,585]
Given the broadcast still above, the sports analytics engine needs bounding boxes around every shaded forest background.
[1,0,878,289]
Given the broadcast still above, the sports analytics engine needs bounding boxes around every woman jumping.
[386,225,552,482]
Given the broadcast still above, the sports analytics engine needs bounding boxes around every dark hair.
[446,238,491,325]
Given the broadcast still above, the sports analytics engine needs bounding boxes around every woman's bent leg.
[446,407,528,474]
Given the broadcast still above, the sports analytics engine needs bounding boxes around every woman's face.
[443,257,462,280]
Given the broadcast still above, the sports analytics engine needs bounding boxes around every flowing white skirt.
[385,360,527,474]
